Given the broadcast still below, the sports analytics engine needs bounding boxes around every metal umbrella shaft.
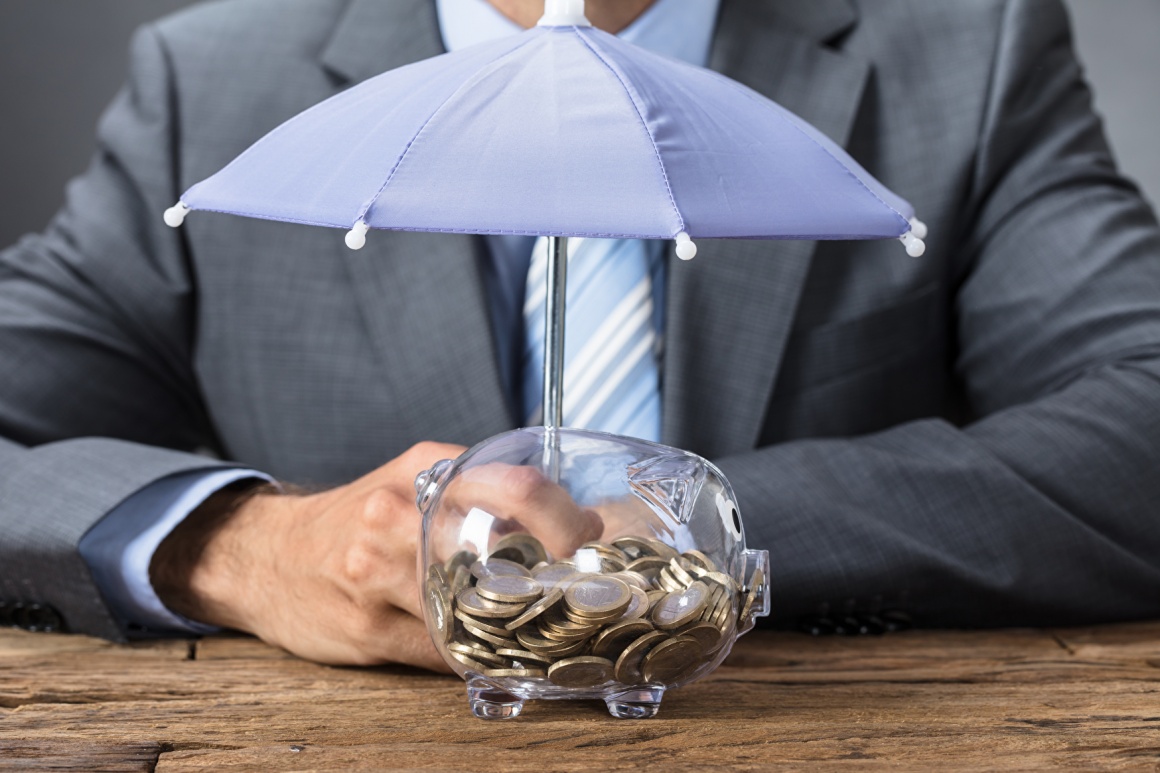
[541,236,568,482]
[541,236,568,429]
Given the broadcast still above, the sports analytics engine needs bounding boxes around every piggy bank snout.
[415,458,456,512]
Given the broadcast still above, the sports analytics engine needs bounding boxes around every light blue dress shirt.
[79,0,722,635]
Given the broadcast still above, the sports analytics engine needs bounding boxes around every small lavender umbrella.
[165,0,927,433]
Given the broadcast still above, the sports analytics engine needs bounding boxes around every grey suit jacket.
[3,0,1160,641]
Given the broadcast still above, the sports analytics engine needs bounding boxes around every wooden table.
[2,623,1160,771]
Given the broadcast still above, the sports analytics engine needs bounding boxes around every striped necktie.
[522,237,662,442]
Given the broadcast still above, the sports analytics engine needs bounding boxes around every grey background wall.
[0,0,1157,249]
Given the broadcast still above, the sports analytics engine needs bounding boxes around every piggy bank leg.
[467,678,525,720]
[604,687,665,719]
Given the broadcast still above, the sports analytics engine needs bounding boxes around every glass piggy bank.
[415,427,771,720]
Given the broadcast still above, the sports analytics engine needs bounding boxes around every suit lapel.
[663,0,871,457]
[319,0,446,84]
[322,0,514,443]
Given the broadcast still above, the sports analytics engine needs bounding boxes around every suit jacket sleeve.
[0,25,231,641]
[716,0,1160,628]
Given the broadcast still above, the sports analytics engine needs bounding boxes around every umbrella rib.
[694,66,912,233]
[354,32,545,227]
[574,29,686,238]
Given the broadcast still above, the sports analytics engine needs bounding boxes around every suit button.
[798,616,836,636]
[834,615,866,636]
[881,610,912,632]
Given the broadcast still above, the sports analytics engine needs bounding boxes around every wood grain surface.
[2,623,1160,771]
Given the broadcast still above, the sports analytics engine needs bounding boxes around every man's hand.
[152,442,468,669]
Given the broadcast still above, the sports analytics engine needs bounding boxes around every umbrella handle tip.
[346,221,369,250]
[675,231,697,261]
[900,231,926,258]
[163,202,190,228]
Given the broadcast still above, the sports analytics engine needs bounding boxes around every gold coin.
[620,586,650,621]
[504,588,564,631]
[452,609,510,637]
[612,570,652,591]
[643,539,680,560]
[495,647,554,665]
[740,567,765,621]
[563,605,623,625]
[463,622,517,649]
[515,628,588,656]
[704,571,737,594]
[651,581,710,630]
[448,650,488,672]
[700,583,725,623]
[531,563,581,590]
[456,587,526,619]
[426,577,453,644]
[591,619,654,659]
[448,641,507,667]
[471,557,533,581]
[483,667,547,678]
[682,550,719,573]
[712,592,735,632]
[625,555,668,579]
[641,635,703,684]
[613,630,668,684]
[444,550,477,577]
[565,575,632,618]
[475,574,543,604]
[489,532,549,569]
[679,621,723,653]
[580,541,629,562]
[428,563,450,588]
[645,589,667,613]
[611,536,654,560]
[548,656,614,688]
[657,568,686,593]
[450,565,473,595]
[668,557,696,586]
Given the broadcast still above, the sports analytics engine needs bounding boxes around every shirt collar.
[435,0,721,67]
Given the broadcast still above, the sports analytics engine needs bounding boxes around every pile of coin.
[425,533,763,688]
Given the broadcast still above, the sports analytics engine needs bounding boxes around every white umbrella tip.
[163,202,190,228]
[675,231,697,261]
[345,220,370,251]
[908,217,929,240]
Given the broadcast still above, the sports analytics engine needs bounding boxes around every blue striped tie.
[522,237,662,442]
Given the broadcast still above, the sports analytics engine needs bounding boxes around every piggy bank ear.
[717,492,743,541]
[627,454,706,526]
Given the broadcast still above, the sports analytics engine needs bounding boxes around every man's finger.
[439,463,603,559]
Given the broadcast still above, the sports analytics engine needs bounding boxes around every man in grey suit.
[2,0,1159,670]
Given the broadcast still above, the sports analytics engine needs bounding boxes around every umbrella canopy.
[167,5,926,257]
